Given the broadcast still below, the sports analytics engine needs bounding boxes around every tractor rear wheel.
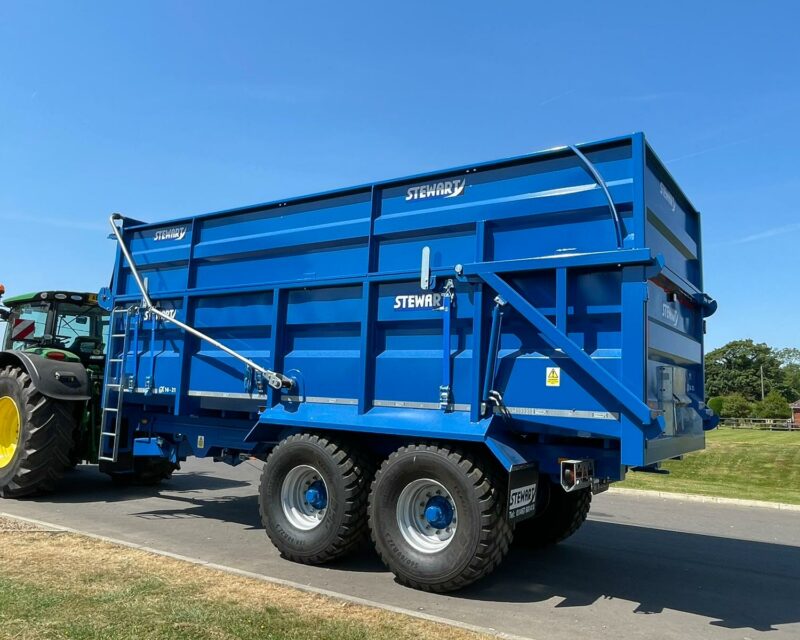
[0,366,76,497]
[513,481,591,548]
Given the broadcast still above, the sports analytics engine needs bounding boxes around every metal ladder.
[98,307,132,463]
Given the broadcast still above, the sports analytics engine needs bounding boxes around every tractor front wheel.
[0,366,76,497]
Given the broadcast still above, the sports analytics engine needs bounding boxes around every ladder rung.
[106,383,121,388]
[98,455,115,461]
[111,333,126,338]
[100,432,117,437]
[103,407,119,412]
[109,358,123,363]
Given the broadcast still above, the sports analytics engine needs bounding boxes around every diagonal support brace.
[480,272,657,429]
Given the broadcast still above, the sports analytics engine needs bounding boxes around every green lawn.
[0,524,484,640]
[619,428,800,505]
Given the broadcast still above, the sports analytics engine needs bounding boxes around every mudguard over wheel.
[368,443,513,593]
[259,433,372,564]
[514,481,591,548]
[0,366,76,498]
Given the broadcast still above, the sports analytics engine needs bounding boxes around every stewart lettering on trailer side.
[153,226,187,242]
[659,182,677,212]
[143,308,178,322]
[661,301,680,327]
[393,292,443,310]
[405,178,466,201]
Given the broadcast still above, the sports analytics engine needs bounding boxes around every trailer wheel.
[514,481,591,548]
[0,366,75,498]
[259,433,372,564]
[368,444,513,592]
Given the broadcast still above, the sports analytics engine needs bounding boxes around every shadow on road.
[461,520,800,632]
[18,465,253,505]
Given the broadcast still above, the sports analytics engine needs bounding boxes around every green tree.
[718,393,753,418]
[782,364,800,401]
[754,390,791,419]
[705,340,785,402]
[776,348,800,401]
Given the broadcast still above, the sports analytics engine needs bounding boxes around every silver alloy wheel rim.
[396,478,458,554]
[281,464,328,531]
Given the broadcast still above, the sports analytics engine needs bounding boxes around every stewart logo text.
[405,178,466,202]
[154,227,187,242]
[661,302,680,327]
[659,182,676,212]
[394,293,443,310]
[143,308,178,322]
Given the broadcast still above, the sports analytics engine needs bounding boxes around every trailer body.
[101,132,716,488]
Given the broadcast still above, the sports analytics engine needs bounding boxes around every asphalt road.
[1,459,799,639]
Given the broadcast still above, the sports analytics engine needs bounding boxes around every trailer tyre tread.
[260,433,373,565]
[515,483,591,548]
[368,443,513,593]
[0,366,76,498]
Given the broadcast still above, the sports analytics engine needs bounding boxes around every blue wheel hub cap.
[305,480,327,510]
[424,495,454,529]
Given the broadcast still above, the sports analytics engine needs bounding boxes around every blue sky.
[0,1,797,351]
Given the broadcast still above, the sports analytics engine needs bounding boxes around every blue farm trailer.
[0,133,716,591]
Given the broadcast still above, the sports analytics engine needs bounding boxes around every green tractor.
[0,286,107,496]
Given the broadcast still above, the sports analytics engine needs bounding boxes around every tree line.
[705,340,799,419]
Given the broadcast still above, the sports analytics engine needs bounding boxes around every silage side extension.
[98,132,715,591]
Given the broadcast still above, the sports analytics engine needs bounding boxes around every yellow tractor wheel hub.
[0,396,21,469]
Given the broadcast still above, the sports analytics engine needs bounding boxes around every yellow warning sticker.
[546,367,561,387]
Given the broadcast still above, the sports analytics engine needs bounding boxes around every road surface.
[1,459,798,639]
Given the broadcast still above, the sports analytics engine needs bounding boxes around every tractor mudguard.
[0,351,90,401]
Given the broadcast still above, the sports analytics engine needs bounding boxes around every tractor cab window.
[7,302,49,349]
[54,303,108,357]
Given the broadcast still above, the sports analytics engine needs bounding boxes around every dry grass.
[0,523,488,640]
[0,516,45,532]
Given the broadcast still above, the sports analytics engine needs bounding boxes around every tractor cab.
[0,287,109,368]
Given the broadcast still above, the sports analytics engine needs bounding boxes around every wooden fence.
[718,418,799,431]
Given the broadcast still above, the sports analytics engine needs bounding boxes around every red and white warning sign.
[11,319,36,341]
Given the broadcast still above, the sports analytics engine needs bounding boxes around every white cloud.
[724,222,800,246]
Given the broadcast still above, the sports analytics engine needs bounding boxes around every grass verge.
[619,428,800,505]
[0,517,487,640]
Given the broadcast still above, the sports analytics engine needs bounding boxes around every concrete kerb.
[609,487,800,511]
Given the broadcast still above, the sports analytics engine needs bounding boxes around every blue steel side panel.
[107,134,714,475]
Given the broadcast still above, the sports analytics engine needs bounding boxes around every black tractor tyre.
[259,433,373,565]
[514,481,592,548]
[368,443,513,593]
[0,365,76,498]
[65,421,83,470]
